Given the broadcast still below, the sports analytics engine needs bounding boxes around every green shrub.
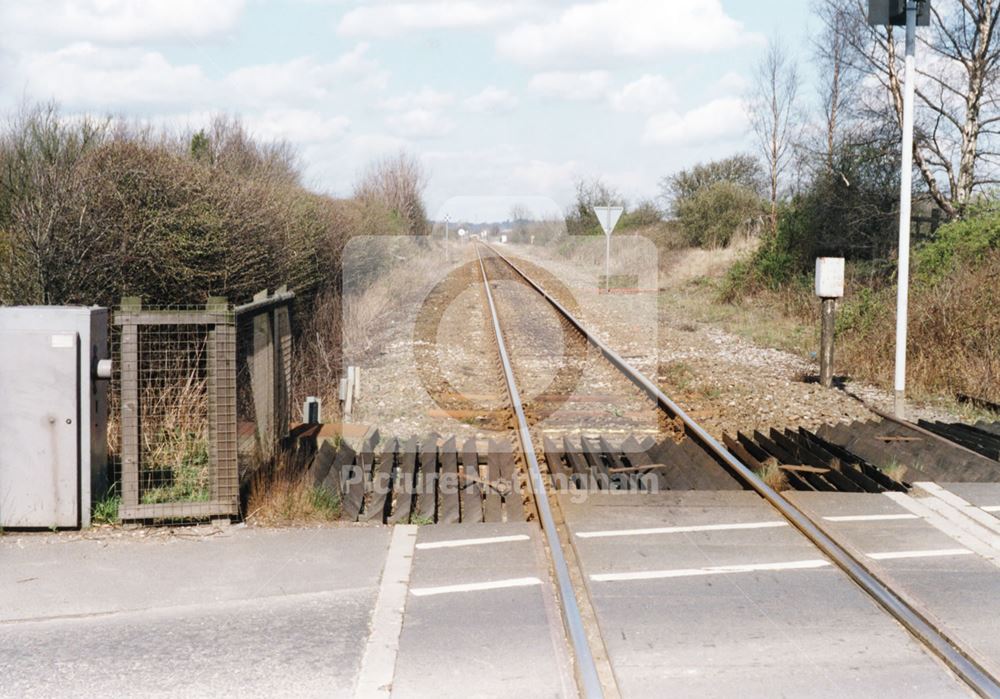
[915,205,1000,284]
[663,154,764,205]
[720,210,799,301]
[675,181,764,248]
[836,285,884,336]
[92,493,121,525]
[618,199,663,229]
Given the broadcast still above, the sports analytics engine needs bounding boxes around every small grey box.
[0,307,109,528]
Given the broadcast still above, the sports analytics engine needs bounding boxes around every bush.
[914,204,1000,283]
[354,151,430,236]
[675,181,764,248]
[565,177,625,236]
[0,106,357,308]
[836,250,1000,402]
[618,199,663,229]
[663,154,763,206]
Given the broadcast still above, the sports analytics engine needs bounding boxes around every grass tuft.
[755,458,789,491]
[246,456,341,526]
[880,459,909,484]
[92,493,121,525]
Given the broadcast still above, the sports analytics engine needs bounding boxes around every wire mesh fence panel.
[113,298,238,521]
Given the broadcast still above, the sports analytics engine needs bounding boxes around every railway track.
[472,240,1000,699]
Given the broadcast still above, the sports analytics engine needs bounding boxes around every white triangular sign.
[592,206,624,237]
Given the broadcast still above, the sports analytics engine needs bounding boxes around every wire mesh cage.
[113,298,238,520]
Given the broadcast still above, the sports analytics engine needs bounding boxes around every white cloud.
[337,2,526,38]
[609,74,675,112]
[7,40,389,115]
[463,86,518,113]
[385,108,455,139]
[643,97,747,146]
[497,0,761,67]
[0,0,245,44]
[510,158,583,205]
[712,70,750,95]
[227,58,341,104]
[529,71,611,101]
[226,46,389,106]
[329,43,390,90]
[15,43,209,107]
[380,87,455,112]
[245,109,351,143]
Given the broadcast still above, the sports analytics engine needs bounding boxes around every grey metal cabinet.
[0,307,109,528]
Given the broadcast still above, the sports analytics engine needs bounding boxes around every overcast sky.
[0,1,820,221]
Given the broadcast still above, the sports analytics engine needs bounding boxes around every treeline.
[0,103,431,405]
[0,104,428,309]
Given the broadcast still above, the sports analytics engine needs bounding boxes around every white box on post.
[815,257,845,299]
[814,258,845,388]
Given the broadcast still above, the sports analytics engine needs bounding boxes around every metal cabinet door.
[0,329,80,527]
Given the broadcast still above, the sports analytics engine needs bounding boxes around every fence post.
[206,297,236,504]
[119,296,141,510]
[273,288,292,440]
[250,290,276,459]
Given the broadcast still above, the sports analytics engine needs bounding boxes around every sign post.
[592,205,624,292]
[869,0,929,418]
[815,257,845,388]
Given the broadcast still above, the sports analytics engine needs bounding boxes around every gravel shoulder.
[509,239,961,439]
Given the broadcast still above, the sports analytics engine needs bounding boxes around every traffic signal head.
[868,0,930,27]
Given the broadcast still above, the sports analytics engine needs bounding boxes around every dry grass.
[341,239,449,359]
[659,360,694,391]
[139,376,210,504]
[880,460,909,484]
[550,231,667,281]
[245,456,340,526]
[665,235,759,284]
[756,457,789,491]
[838,254,1000,404]
[343,279,396,357]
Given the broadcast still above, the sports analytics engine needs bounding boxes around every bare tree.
[748,39,801,231]
[836,0,1000,216]
[814,0,862,169]
[354,151,430,235]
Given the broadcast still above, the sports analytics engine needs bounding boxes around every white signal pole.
[893,1,918,419]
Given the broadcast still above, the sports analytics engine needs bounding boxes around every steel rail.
[480,241,1000,699]
[474,245,604,699]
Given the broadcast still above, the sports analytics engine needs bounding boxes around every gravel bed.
[509,242,960,439]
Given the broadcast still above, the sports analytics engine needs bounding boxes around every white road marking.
[415,534,530,550]
[914,482,1000,537]
[867,548,973,561]
[355,525,418,699]
[410,577,542,597]
[983,506,1000,513]
[884,492,1000,569]
[575,521,787,539]
[590,559,830,582]
[823,513,919,522]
